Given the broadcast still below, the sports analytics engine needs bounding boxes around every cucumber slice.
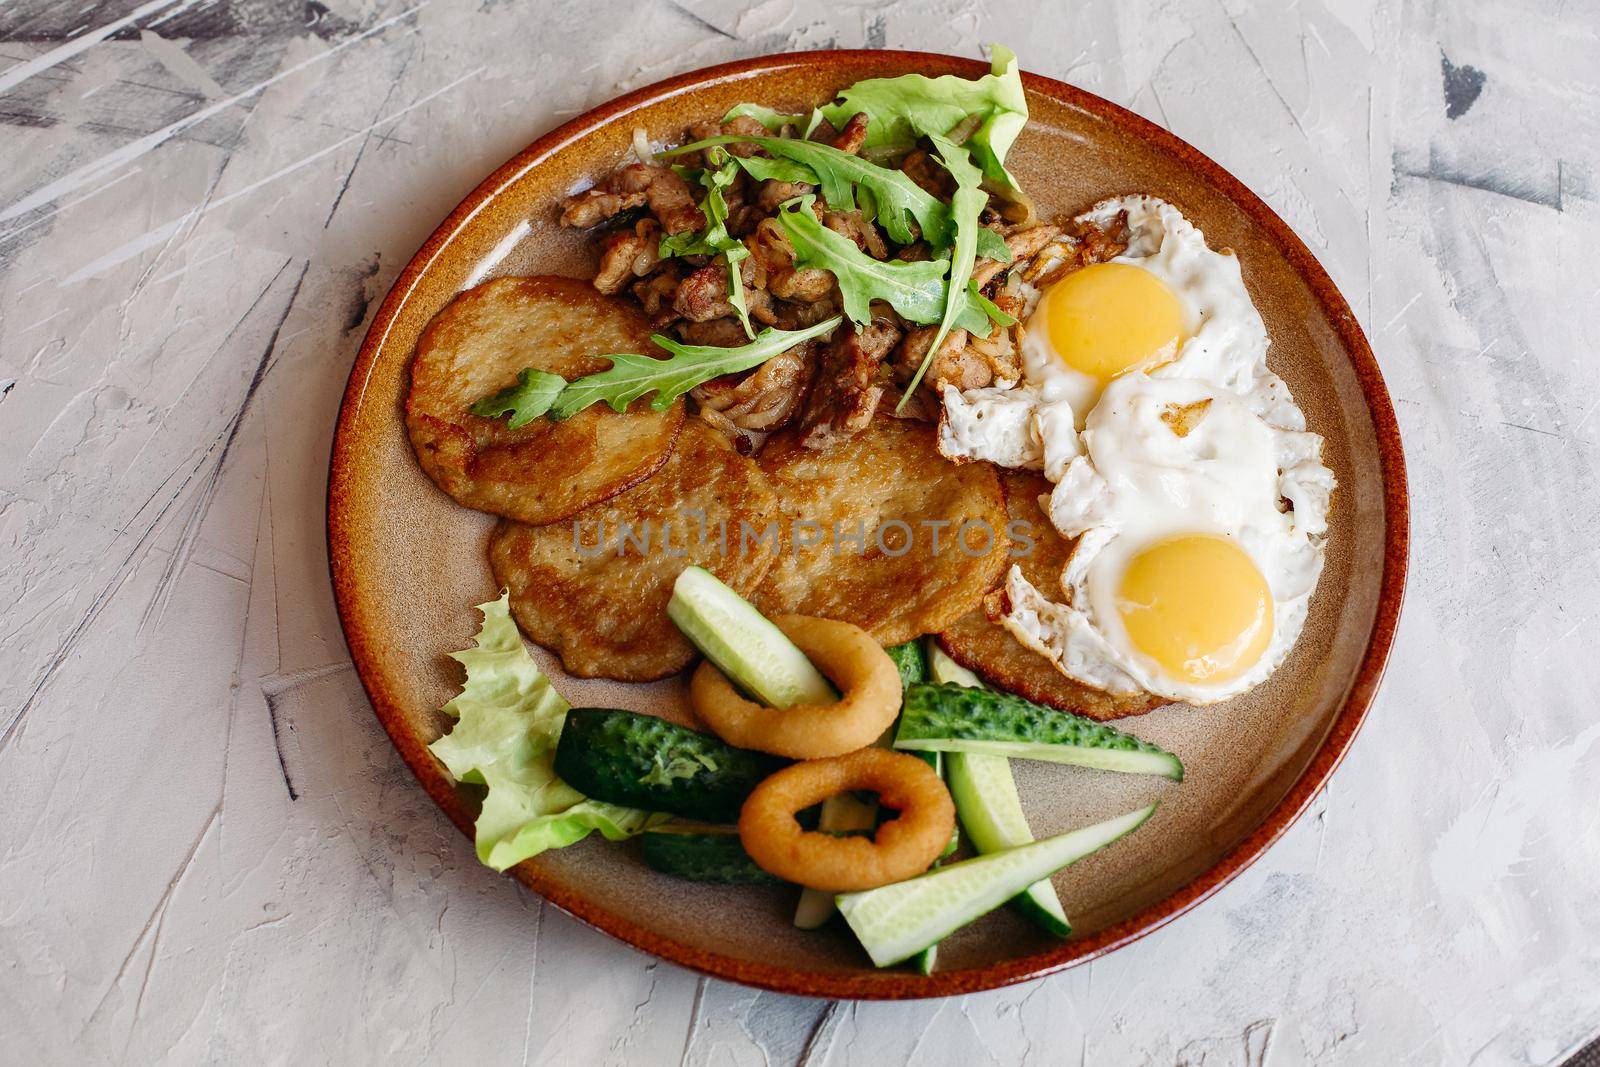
[794,792,878,929]
[946,752,1070,936]
[884,639,929,690]
[641,826,783,885]
[927,641,1069,935]
[667,566,835,708]
[895,684,1184,781]
[554,708,782,822]
[927,642,983,688]
[837,804,1158,968]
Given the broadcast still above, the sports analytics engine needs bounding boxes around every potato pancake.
[489,420,778,681]
[753,417,1009,646]
[939,471,1167,720]
[406,275,683,525]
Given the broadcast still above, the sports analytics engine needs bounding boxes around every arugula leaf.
[723,102,807,133]
[732,154,819,185]
[549,317,842,420]
[773,198,1009,336]
[776,196,949,326]
[469,368,567,429]
[974,226,1012,263]
[657,152,754,337]
[666,135,948,246]
[898,135,987,409]
[966,281,1017,327]
[818,44,1028,191]
[428,593,664,871]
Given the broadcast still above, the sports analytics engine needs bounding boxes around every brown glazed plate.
[328,49,1408,999]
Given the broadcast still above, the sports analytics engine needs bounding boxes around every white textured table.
[2,1,1597,1063]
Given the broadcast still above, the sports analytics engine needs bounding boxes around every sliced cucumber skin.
[884,640,929,689]
[554,708,783,822]
[641,829,782,885]
[896,683,1184,781]
[837,804,1157,967]
[667,566,835,708]
[946,752,1070,936]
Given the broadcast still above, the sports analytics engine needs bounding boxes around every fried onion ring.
[690,614,902,758]
[738,749,956,891]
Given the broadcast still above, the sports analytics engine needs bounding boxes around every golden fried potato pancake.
[939,470,1167,720]
[489,420,778,681]
[406,275,684,525]
[752,416,1009,646]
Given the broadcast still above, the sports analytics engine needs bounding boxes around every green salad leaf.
[898,135,987,408]
[776,196,949,325]
[818,44,1027,191]
[966,281,1017,328]
[666,135,948,246]
[722,102,820,134]
[469,368,567,429]
[974,226,1012,263]
[659,151,754,337]
[731,153,820,186]
[428,593,663,871]
[549,317,842,420]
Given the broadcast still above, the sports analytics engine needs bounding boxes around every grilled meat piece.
[593,219,662,295]
[799,318,903,449]
[692,341,816,433]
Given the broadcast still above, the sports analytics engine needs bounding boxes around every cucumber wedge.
[927,642,1069,936]
[554,708,782,822]
[641,826,782,885]
[946,752,1071,936]
[927,642,983,688]
[884,639,929,690]
[794,792,878,930]
[837,804,1158,968]
[667,566,835,708]
[895,683,1185,781]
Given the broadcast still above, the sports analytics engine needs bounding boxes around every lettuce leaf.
[818,44,1027,191]
[428,593,663,871]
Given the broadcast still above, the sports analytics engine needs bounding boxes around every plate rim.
[327,47,1410,1000]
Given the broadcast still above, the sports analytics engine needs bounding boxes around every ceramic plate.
[328,49,1408,999]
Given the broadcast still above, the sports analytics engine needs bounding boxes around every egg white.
[999,374,1334,704]
[939,194,1301,474]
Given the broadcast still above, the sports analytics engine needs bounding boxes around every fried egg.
[999,374,1334,704]
[939,194,1301,475]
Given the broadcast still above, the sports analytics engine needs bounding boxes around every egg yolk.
[1115,534,1274,685]
[1042,262,1187,381]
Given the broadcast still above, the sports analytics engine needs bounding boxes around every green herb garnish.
[897,134,988,408]
[549,317,842,420]
[469,368,567,428]
[817,44,1028,192]
[665,135,949,246]
[776,195,949,326]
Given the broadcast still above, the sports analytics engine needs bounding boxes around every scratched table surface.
[2,0,1597,1063]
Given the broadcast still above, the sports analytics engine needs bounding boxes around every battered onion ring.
[690,615,902,759]
[738,748,956,891]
